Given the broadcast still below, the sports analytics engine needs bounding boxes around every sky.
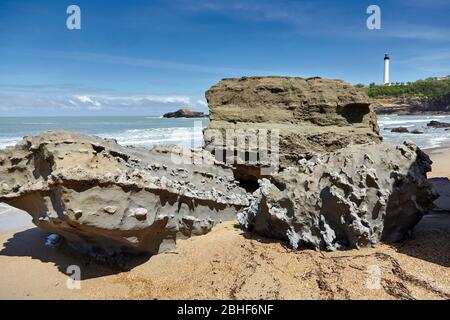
[0,0,449,116]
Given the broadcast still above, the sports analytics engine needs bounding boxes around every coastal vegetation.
[355,77,450,98]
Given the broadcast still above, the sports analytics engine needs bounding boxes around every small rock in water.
[391,127,409,133]
[427,120,450,128]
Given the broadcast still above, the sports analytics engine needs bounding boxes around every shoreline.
[377,112,450,116]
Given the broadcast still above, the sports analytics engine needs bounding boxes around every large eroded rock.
[204,77,381,179]
[238,141,437,250]
[0,132,250,256]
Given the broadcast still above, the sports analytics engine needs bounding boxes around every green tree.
[362,78,450,98]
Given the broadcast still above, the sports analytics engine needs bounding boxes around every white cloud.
[400,0,450,7]
[406,50,450,62]
[178,0,450,43]
[196,99,208,107]
[382,24,450,41]
[0,86,208,115]
[397,49,450,75]
[31,50,284,76]
[97,95,191,104]
[178,0,313,25]
[75,95,101,106]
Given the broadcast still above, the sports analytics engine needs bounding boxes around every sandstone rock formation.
[238,141,437,250]
[0,132,249,256]
[163,108,207,118]
[204,77,381,180]
[202,76,437,251]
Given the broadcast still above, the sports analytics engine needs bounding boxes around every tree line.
[355,77,450,98]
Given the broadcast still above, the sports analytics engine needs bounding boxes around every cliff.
[373,94,450,115]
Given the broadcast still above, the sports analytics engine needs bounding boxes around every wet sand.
[426,147,450,212]
[0,150,449,300]
[427,147,450,179]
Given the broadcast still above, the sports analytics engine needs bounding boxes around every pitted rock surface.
[0,131,249,256]
[238,141,437,250]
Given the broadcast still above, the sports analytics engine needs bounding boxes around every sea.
[0,115,450,150]
[0,116,207,150]
[378,114,450,149]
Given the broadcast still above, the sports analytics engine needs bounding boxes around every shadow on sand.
[429,177,450,212]
[2,180,448,282]
[393,212,450,268]
[0,228,151,280]
[236,212,450,268]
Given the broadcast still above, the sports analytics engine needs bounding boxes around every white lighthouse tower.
[383,53,390,85]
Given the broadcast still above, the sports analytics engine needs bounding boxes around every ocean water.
[1,115,450,150]
[378,115,450,149]
[0,116,208,149]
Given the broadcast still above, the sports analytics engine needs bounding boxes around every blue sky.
[0,0,449,116]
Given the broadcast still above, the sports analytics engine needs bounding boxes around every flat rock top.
[207,76,370,109]
[204,77,381,161]
[205,76,376,129]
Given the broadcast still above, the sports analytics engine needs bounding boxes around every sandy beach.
[426,147,450,212]
[0,149,449,300]
[427,147,450,179]
[0,212,448,300]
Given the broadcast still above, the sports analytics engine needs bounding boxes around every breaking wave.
[100,127,205,149]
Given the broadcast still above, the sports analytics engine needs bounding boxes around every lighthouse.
[383,54,390,85]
